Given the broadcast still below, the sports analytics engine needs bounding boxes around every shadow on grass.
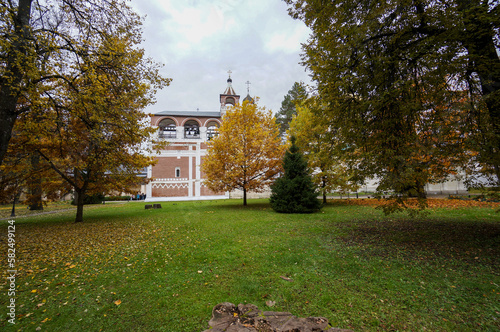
[338,219,500,265]
[215,201,272,211]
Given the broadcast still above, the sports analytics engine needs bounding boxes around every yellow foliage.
[202,100,285,202]
[289,99,359,195]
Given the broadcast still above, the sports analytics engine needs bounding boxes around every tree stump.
[202,302,354,332]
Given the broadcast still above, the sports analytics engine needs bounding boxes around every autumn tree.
[288,99,359,204]
[8,31,169,222]
[0,148,29,216]
[284,0,500,210]
[0,0,147,166]
[202,99,286,206]
[270,136,321,213]
[0,137,62,215]
[275,82,308,136]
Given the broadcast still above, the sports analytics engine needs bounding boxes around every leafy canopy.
[2,3,170,222]
[284,0,500,211]
[288,98,359,203]
[0,0,164,166]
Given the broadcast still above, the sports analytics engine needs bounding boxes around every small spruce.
[270,136,321,213]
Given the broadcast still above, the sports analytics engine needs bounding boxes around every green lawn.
[1,199,499,331]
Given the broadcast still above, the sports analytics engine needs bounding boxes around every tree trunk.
[416,181,427,199]
[10,195,17,218]
[322,176,327,204]
[0,108,17,168]
[0,0,33,166]
[74,189,85,222]
[457,0,500,183]
[243,187,247,206]
[10,191,21,217]
[28,153,43,210]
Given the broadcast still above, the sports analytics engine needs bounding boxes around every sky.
[129,0,312,115]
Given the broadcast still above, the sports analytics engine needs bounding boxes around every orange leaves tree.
[1,1,169,222]
[0,0,149,166]
[202,100,286,206]
[8,33,169,222]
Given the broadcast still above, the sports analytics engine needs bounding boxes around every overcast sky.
[129,0,312,115]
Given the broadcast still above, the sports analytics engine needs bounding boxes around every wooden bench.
[145,204,162,209]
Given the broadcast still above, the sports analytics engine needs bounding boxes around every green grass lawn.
[1,199,499,331]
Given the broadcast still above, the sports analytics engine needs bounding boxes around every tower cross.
[245,80,251,94]
[227,70,232,78]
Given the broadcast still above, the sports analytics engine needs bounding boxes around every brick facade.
[145,76,241,202]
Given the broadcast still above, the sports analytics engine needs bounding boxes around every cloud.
[129,0,312,114]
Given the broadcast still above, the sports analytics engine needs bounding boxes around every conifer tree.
[270,136,321,213]
[275,82,308,136]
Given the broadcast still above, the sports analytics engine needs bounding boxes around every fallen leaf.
[266,300,276,307]
[114,299,122,305]
[280,276,293,282]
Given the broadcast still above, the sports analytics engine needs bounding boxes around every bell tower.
[220,70,240,115]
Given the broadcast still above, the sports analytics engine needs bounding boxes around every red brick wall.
[152,156,189,179]
[192,157,197,179]
[152,186,189,197]
[164,145,189,151]
[200,156,207,178]
[201,185,223,196]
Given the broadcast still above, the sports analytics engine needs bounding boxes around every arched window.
[158,118,177,138]
[184,120,200,139]
[206,121,219,140]
[225,97,235,107]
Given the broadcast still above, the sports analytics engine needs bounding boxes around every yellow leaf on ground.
[114,299,122,305]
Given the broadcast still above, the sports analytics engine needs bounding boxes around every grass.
[0,201,77,219]
[0,199,499,331]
